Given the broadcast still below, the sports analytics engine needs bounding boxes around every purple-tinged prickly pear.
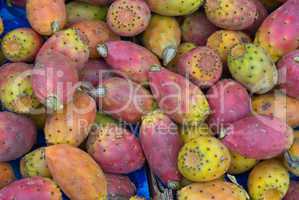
[177,46,223,89]
[246,0,268,34]
[284,181,299,200]
[140,110,183,189]
[106,173,136,198]
[0,112,36,162]
[97,40,160,84]
[222,115,294,160]
[0,163,15,189]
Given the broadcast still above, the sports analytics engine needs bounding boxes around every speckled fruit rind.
[45,144,107,200]
[254,0,299,62]
[45,92,96,146]
[252,91,299,128]
[79,0,115,6]
[0,112,37,162]
[149,66,210,125]
[143,15,181,65]
[0,176,62,200]
[207,79,250,130]
[228,43,278,94]
[177,46,223,88]
[182,12,218,46]
[66,1,107,24]
[0,62,40,113]
[283,131,299,176]
[107,0,151,37]
[1,28,42,62]
[71,20,119,59]
[106,173,136,198]
[37,28,89,70]
[140,110,183,189]
[277,50,299,98]
[146,0,204,16]
[178,136,231,182]
[228,151,257,175]
[246,0,268,34]
[20,147,51,178]
[248,160,290,200]
[0,163,15,189]
[32,51,79,111]
[180,123,213,143]
[86,124,145,174]
[178,180,248,200]
[222,115,294,160]
[207,30,251,63]
[284,181,299,200]
[26,0,66,36]
[98,40,160,84]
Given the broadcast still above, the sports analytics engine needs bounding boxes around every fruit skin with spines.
[178,136,231,182]
[228,151,257,175]
[228,43,278,94]
[1,28,42,62]
[254,0,299,62]
[284,181,299,200]
[0,112,37,162]
[98,40,160,84]
[283,131,299,176]
[0,163,15,189]
[26,0,66,36]
[143,15,181,66]
[45,144,107,200]
[180,123,213,143]
[222,115,294,160]
[140,110,183,189]
[106,173,136,199]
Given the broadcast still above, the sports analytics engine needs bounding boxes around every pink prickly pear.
[246,0,268,34]
[106,174,136,198]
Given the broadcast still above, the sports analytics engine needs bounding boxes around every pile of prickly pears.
[0,0,299,199]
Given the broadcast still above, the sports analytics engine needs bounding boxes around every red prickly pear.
[0,163,15,189]
[222,115,294,160]
[0,62,30,88]
[246,0,268,34]
[97,41,160,84]
[284,181,299,200]
[254,0,299,62]
[0,176,62,200]
[140,110,183,189]
[0,112,36,162]
[106,173,136,198]
[207,79,251,131]
[32,51,79,111]
[277,50,299,98]
[148,66,210,125]
[87,124,145,174]
[26,0,66,36]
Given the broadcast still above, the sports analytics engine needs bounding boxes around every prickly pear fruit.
[178,180,249,200]
[222,115,294,160]
[252,91,299,127]
[0,112,36,162]
[246,0,268,34]
[177,46,223,88]
[180,123,213,143]
[207,30,251,63]
[71,20,119,59]
[98,41,160,84]
[79,59,112,87]
[283,131,299,176]
[107,0,151,37]
[248,160,290,200]
[228,151,257,174]
[182,12,218,46]
[86,124,145,174]
[149,66,210,125]
[45,144,107,200]
[26,0,66,36]
[143,15,181,65]
[284,181,299,200]
[254,0,299,62]
[1,28,42,62]
[0,62,40,113]
[37,28,89,70]
[277,50,299,98]
[0,163,15,189]
[94,77,155,123]
[32,51,79,111]
[79,0,115,6]
[207,79,251,131]
[140,110,183,189]
[20,147,51,178]
[0,176,62,200]
[228,43,278,94]
[178,136,231,182]
[66,1,107,24]
[106,173,136,199]
[146,0,204,16]
[45,92,96,146]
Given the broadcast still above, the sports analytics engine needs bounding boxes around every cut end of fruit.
[294,56,299,63]
[167,181,180,190]
[45,96,63,111]
[162,46,177,66]
[51,21,60,33]
[149,64,161,72]
[230,44,246,59]
[89,86,106,98]
[97,44,108,58]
